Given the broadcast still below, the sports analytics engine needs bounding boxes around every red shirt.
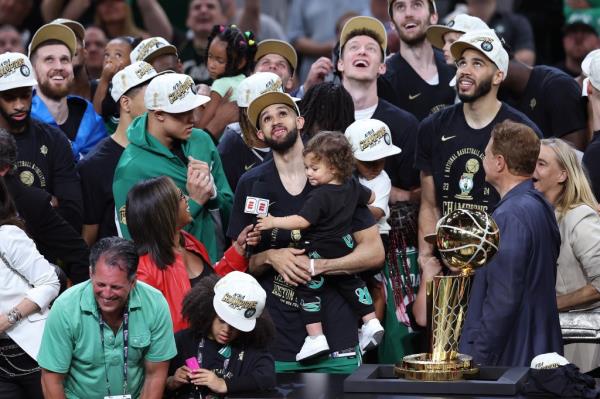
[137,230,248,332]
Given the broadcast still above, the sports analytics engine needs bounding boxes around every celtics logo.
[20,65,30,77]
[384,132,391,145]
[447,19,455,27]
[19,170,34,186]
[244,308,256,318]
[481,40,493,52]
[290,229,301,242]
[455,158,480,200]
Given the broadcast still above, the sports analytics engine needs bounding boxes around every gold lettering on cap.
[136,38,160,61]
[359,126,387,151]
[135,63,153,79]
[0,58,24,78]
[168,77,194,104]
[222,293,257,311]
[259,78,282,95]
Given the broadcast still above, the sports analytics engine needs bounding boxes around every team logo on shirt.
[19,170,34,186]
[455,158,480,200]
[480,40,493,52]
[530,98,537,110]
[291,229,302,242]
[40,145,48,155]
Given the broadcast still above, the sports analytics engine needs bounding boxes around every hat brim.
[426,25,455,49]
[564,22,597,36]
[53,19,85,42]
[255,40,297,72]
[213,296,256,332]
[247,91,300,130]
[29,24,77,57]
[142,45,178,64]
[0,78,37,92]
[340,16,387,56]
[355,145,401,162]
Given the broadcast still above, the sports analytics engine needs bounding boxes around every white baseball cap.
[237,72,294,107]
[130,36,178,64]
[111,61,160,101]
[581,49,600,96]
[0,52,37,92]
[144,73,210,113]
[426,14,489,49]
[213,271,266,332]
[450,29,509,80]
[584,53,600,95]
[345,119,401,162]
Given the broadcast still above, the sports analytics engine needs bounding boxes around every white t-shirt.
[359,171,391,234]
[354,103,378,121]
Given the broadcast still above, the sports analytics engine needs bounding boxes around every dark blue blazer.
[459,180,563,366]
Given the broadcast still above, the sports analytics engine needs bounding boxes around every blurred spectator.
[30,24,107,160]
[564,0,600,36]
[0,0,43,45]
[514,0,564,66]
[583,51,600,200]
[236,0,292,32]
[463,0,536,65]
[556,17,600,77]
[287,0,370,82]
[0,25,25,54]
[226,0,285,42]
[370,0,400,54]
[44,0,173,40]
[84,26,108,80]
[179,0,228,84]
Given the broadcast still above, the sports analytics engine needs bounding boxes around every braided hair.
[206,24,257,78]
[300,82,355,139]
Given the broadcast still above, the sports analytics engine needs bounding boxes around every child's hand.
[190,369,227,394]
[256,214,275,230]
[168,365,191,390]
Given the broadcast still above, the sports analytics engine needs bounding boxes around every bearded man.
[414,29,542,273]
[378,0,455,120]
[0,50,83,232]
[29,23,106,160]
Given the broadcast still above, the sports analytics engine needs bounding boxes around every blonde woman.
[533,138,600,373]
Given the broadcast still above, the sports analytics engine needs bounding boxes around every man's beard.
[0,107,30,132]
[458,75,493,103]
[264,127,298,153]
[37,77,72,100]
[399,30,427,46]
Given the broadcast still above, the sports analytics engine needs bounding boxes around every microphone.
[243,195,270,258]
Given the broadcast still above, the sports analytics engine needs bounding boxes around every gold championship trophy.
[394,209,499,381]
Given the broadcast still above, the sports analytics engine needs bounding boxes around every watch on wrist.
[6,308,22,325]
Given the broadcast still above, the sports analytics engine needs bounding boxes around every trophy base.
[394,353,479,381]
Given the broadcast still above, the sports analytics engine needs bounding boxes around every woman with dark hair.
[0,177,60,399]
[300,82,355,139]
[166,272,276,398]
[126,175,258,332]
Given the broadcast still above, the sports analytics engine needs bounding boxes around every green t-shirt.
[211,74,246,100]
[37,281,177,399]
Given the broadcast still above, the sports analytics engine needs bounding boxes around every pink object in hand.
[185,357,200,371]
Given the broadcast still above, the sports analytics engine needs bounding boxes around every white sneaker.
[359,318,384,352]
[296,334,330,362]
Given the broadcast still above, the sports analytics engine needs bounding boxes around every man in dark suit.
[459,120,563,367]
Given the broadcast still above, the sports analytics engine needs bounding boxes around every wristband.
[309,259,315,276]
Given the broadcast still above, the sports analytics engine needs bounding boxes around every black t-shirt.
[379,49,456,121]
[373,99,420,190]
[5,174,89,284]
[488,11,535,54]
[167,329,275,398]
[217,125,272,192]
[178,39,212,85]
[583,131,600,201]
[226,159,375,361]
[77,137,125,240]
[13,119,83,232]
[298,177,371,258]
[501,65,586,139]
[59,97,88,141]
[415,102,542,215]
[553,61,579,78]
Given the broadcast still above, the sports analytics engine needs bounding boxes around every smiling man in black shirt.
[416,29,541,274]
[227,91,384,373]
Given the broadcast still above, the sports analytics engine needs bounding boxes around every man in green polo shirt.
[38,237,176,399]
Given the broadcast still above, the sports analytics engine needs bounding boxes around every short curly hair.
[303,130,355,181]
[181,274,275,349]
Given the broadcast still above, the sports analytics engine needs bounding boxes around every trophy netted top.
[436,209,499,272]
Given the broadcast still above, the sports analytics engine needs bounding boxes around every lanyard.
[99,308,129,397]
[196,338,231,375]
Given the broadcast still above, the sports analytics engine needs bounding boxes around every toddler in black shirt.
[256,131,384,361]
